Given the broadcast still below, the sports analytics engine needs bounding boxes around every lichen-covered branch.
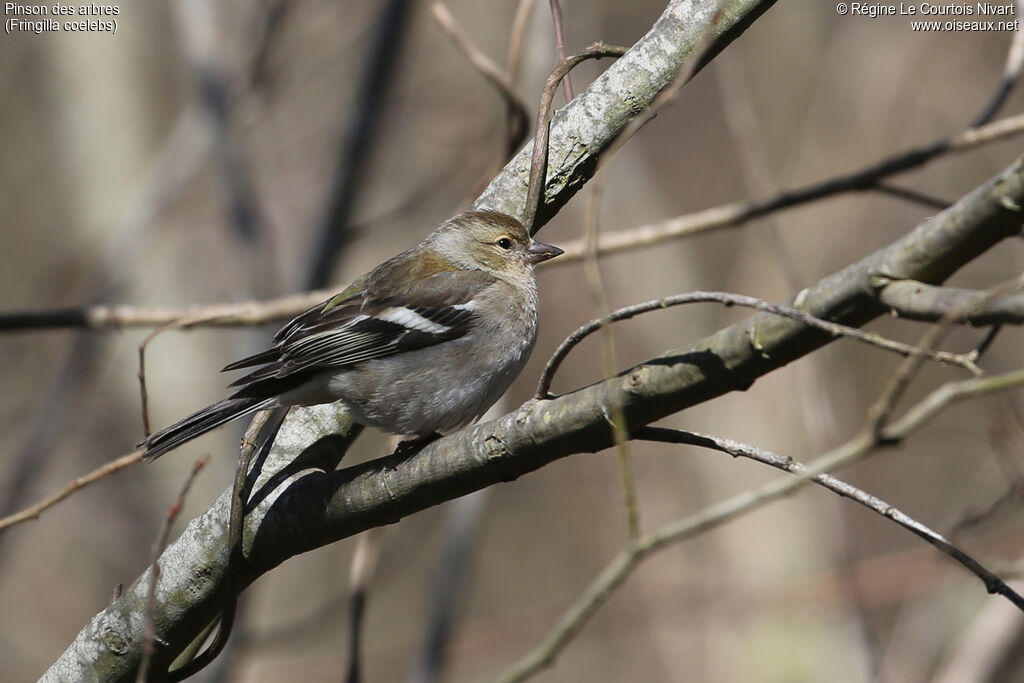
[45,142,1024,680]
[470,0,777,226]
[47,1,1024,679]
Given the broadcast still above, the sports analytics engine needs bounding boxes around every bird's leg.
[392,432,442,456]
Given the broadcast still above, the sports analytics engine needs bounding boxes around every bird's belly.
[325,333,534,436]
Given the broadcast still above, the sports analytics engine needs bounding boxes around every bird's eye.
[496,237,513,250]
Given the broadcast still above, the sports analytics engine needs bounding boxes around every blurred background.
[2,1,1024,681]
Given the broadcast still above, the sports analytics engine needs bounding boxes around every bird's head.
[429,211,563,279]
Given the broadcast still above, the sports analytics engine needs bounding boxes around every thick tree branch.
[46,141,1024,680]
[876,279,1024,325]
[471,0,777,226]
[45,0,1024,677]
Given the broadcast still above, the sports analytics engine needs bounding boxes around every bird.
[138,210,563,461]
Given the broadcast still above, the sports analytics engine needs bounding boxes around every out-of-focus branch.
[0,290,332,333]
[547,0,573,101]
[176,0,265,249]
[0,451,144,532]
[307,0,413,289]
[552,111,1024,263]
[7,109,1024,336]
[970,3,1024,127]
[430,2,530,148]
[495,412,1024,683]
[473,0,779,227]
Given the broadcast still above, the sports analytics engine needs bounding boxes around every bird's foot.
[393,432,442,457]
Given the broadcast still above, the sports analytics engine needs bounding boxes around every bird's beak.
[525,239,564,265]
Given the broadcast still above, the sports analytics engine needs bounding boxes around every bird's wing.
[225,268,496,387]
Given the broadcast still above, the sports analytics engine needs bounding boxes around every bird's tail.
[138,396,272,461]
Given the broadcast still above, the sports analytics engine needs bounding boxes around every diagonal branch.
[45,141,1024,680]
[472,0,778,227]
[7,109,1024,335]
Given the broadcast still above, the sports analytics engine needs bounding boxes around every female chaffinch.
[139,211,562,460]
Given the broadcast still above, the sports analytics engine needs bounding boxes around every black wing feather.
[223,268,494,395]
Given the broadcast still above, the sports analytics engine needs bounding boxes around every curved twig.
[535,291,983,399]
[521,42,628,233]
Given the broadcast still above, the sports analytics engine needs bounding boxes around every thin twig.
[0,450,144,533]
[521,42,628,233]
[583,177,640,540]
[168,410,271,680]
[872,182,951,210]
[970,4,1024,127]
[138,311,252,437]
[535,291,982,399]
[547,0,573,101]
[866,275,1024,436]
[636,426,1023,607]
[137,455,210,683]
[430,1,531,164]
[571,7,724,541]
[4,112,1024,337]
[431,2,530,133]
[498,368,1024,682]
[137,322,183,438]
[550,111,1024,264]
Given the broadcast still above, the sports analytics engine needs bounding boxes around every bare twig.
[521,42,628,233]
[583,179,640,540]
[535,291,983,399]
[532,19,725,541]
[308,0,413,289]
[970,4,1024,127]
[551,112,1024,264]
[872,182,951,210]
[569,7,724,540]
[430,2,531,163]
[168,410,273,680]
[506,0,537,85]
[137,455,210,683]
[0,450,144,533]
[5,111,1024,337]
[498,369,1024,682]
[138,311,263,437]
[137,323,181,438]
[867,276,1024,436]
[431,2,530,137]
[346,527,384,683]
[637,426,1023,606]
[547,0,573,101]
